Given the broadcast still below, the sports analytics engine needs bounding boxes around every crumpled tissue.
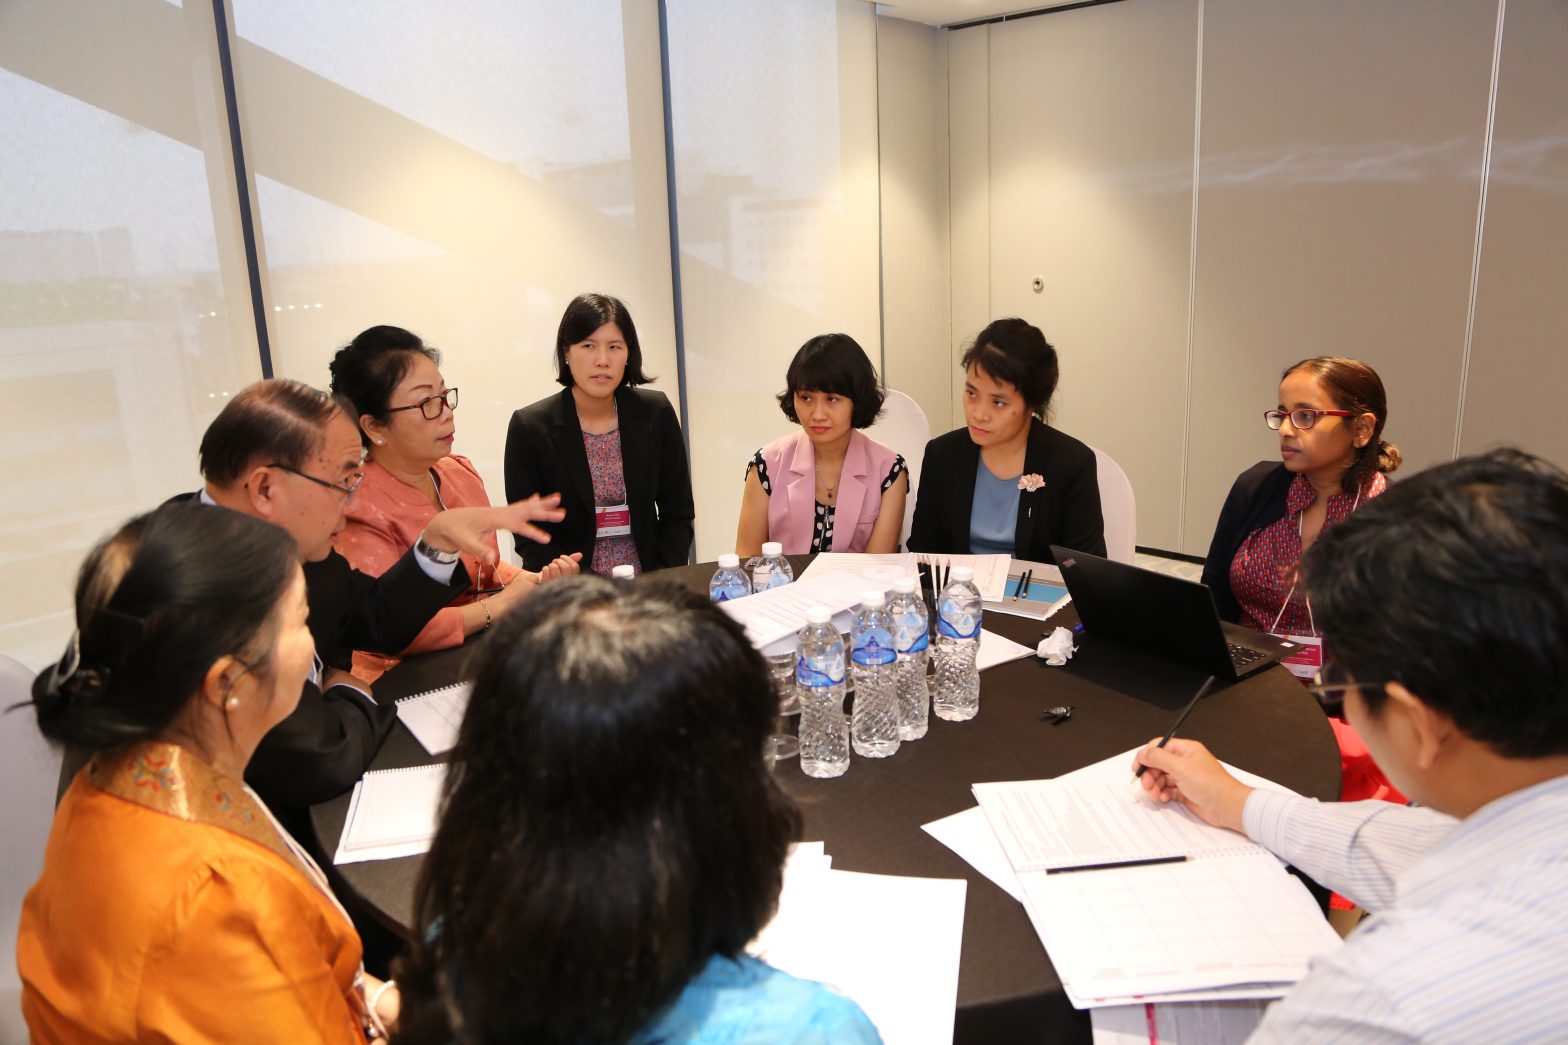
[1037,627,1076,667]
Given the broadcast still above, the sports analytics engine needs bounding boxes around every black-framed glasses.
[269,463,365,504]
[1307,661,1385,716]
[387,387,459,420]
[1265,407,1357,431]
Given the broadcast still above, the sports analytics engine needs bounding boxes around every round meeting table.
[312,556,1341,1044]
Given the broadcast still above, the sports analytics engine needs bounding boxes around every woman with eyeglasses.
[19,502,397,1041]
[504,294,696,577]
[1201,355,1404,807]
[329,325,578,682]
[392,576,880,1043]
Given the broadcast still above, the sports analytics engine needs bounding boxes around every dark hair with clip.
[329,325,444,450]
[28,502,298,752]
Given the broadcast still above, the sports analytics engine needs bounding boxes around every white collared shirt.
[1246,776,1568,1043]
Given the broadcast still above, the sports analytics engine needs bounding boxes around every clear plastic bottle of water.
[849,590,901,758]
[888,576,930,740]
[708,553,752,603]
[933,565,982,721]
[610,564,635,580]
[796,606,849,778]
[753,541,794,590]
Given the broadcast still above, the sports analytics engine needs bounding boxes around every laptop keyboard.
[1227,643,1266,669]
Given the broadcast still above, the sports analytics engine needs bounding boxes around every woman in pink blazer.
[736,334,908,556]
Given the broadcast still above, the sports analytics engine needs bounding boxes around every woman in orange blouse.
[18,502,396,1042]
[329,326,578,681]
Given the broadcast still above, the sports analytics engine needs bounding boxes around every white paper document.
[717,573,869,648]
[976,629,1037,672]
[752,858,966,1045]
[333,763,447,865]
[797,552,918,586]
[396,681,472,755]
[921,804,1026,903]
[970,750,1340,1006]
[915,552,1011,601]
[1091,1000,1270,1044]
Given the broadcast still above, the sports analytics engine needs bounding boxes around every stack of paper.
[751,844,967,1045]
[333,763,447,865]
[716,572,872,648]
[927,752,1341,1009]
[1090,1000,1269,1044]
[796,552,918,586]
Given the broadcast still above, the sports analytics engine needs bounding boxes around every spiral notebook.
[333,763,448,865]
[396,681,472,755]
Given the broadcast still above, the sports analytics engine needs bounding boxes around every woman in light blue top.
[393,575,881,1045]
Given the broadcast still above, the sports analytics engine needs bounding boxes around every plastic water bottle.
[796,607,849,778]
[610,564,635,580]
[763,637,800,717]
[849,590,901,758]
[709,553,752,603]
[752,541,794,590]
[933,566,982,721]
[888,576,930,740]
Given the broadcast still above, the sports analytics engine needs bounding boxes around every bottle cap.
[761,541,783,556]
[892,576,916,594]
[718,553,740,568]
[951,566,974,583]
[806,605,832,624]
[611,565,635,580]
[860,590,886,609]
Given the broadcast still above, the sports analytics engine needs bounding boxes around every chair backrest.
[1090,446,1137,563]
[0,653,59,1000]
[865,389,932,550]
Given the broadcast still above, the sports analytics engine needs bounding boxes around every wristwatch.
[415,535,461,565]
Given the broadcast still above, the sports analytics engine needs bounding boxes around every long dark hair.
[1283,356,1402,494]
[28,502,298,752]
[394,576,799,1044]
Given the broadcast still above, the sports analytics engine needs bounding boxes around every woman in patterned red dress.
[1201,356,1404,805]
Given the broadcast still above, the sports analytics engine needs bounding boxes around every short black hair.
[329,325,443,449]
[1304,448,1568,758]
[29,502,299,752]
[198,378,352,487]
[961,318,1059,418]
[396,576,800,1043]
[776,332,885,429]
[553,293,653,388]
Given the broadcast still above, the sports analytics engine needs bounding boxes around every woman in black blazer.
[505,295,695,574]
[908,318,1104,565]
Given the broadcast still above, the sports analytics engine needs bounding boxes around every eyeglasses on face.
[386,387,459,420]
[269,463,365,504]
[1264,407,1357,431]
[1307,661,1385,714]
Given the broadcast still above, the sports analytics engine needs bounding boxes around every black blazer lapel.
[1013,419,1048,558]
[618,387,652,523]
[949,438,981,553]
[548,388,596,521]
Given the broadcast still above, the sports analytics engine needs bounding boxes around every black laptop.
[1051,545,1299,680]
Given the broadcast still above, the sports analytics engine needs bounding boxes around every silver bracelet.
[415,535,461,565]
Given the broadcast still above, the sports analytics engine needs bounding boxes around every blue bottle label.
[850,630,896,667]
[937,612,980,639]
[797,655,845,688]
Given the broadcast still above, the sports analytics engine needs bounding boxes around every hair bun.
[1377,439,1404,475]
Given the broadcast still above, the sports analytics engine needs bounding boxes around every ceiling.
[871,0,1090,30]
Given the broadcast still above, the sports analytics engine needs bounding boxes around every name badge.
[1274,633,1324,681]
[595,504,632,538]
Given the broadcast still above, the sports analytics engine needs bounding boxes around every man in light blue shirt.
[1136,448,1568,1044]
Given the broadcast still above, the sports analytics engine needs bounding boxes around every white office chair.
[865,389,932,551]
[0,652,58,1039]
[1090,446,1137,563]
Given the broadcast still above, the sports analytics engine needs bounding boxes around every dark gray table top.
[313,557,1340,1044]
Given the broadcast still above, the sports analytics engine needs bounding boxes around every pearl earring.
[375,439,385,446]
[227,697,239,709]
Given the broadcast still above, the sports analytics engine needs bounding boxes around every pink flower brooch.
[1017,473,1046,493]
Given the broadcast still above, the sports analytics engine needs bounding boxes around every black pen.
[1018,569,1033,600]
[1047,855,1189,874]
[1134,674,1216,778]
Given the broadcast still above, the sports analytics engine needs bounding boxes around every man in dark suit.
[195,379,565,840]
